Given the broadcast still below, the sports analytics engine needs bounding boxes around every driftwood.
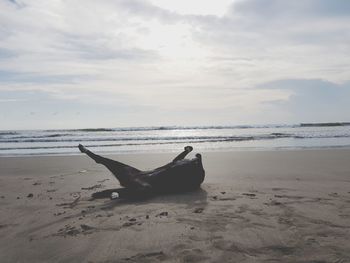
[79,145,205,199]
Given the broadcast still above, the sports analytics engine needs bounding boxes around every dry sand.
[0,149,350,262]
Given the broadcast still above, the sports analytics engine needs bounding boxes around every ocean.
[1,123,350,156]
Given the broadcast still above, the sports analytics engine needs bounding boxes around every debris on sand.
[242,193,256,197]
[54,211,66,216]
[156,211,168,217]
[264,200,282,206]
[57,225,80,237]
[27,193,34,198]
[122,251,166,262]
[123,221,137,227]
[55,224,95,237]
[111,192,119,199]
[80,224,94,231]
[194,208,204,213]
[56,194,81,209]
[97,179,110,183]
[81,184,103,190]
[329,192,339,197]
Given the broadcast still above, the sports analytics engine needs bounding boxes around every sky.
[0,0,350,130]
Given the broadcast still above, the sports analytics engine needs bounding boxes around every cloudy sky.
[1,0,350,129]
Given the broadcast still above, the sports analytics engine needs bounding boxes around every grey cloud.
[114,0,222,26]
[197,0,350,34]
[80,47,158,60]
[1,0,350,128]
[6,0,24,8]
[232,0,350,18]
[259,79,347,101]
[0,48,16,59]
[259,79,350,122]
[115,0,181,23]
[58,33,158,61]
[181,0,350,70]
[0,70,90,84]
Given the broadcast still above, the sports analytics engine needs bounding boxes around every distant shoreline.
[300,122,350,127]
[1,123,350,156]
[1,121,350,132]
[1,145,350,158]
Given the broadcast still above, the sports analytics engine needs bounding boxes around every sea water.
[1,123,350,156]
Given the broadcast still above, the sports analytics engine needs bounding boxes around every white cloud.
[0,0,349,128]
[150,0,234,16]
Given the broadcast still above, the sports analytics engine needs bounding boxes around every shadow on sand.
[90,187,208,210]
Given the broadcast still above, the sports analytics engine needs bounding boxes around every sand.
[0,149,350,262]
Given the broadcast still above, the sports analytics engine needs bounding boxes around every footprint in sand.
[193,208,204,213]
[242,193,256,197]
[329,192,339,197]
[274,194,304,200]
[97,179,110,183]
[178,248,209,262]
[122,251,166,262]
[81,184,103,190]
[264,200,282,206]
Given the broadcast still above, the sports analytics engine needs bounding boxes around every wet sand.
[1,149,350,262]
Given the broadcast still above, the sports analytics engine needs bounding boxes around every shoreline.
[2,144,350,158]
[1,148,350,262]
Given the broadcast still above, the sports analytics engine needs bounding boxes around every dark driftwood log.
[138,154,205,193]
[114,154,205,200]
[79,145,205,200]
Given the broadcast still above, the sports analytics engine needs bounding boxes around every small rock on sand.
[265,200,282,206]
[81,184,102,190]
[80,224,94,231]
[123,222,137,227]
[157,211,168,217]
[27,193,34,198]
[194,208,204,213]
[242,193,256,197]
[54,211,66,216]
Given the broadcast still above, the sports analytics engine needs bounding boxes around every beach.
[1,149,350,262]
